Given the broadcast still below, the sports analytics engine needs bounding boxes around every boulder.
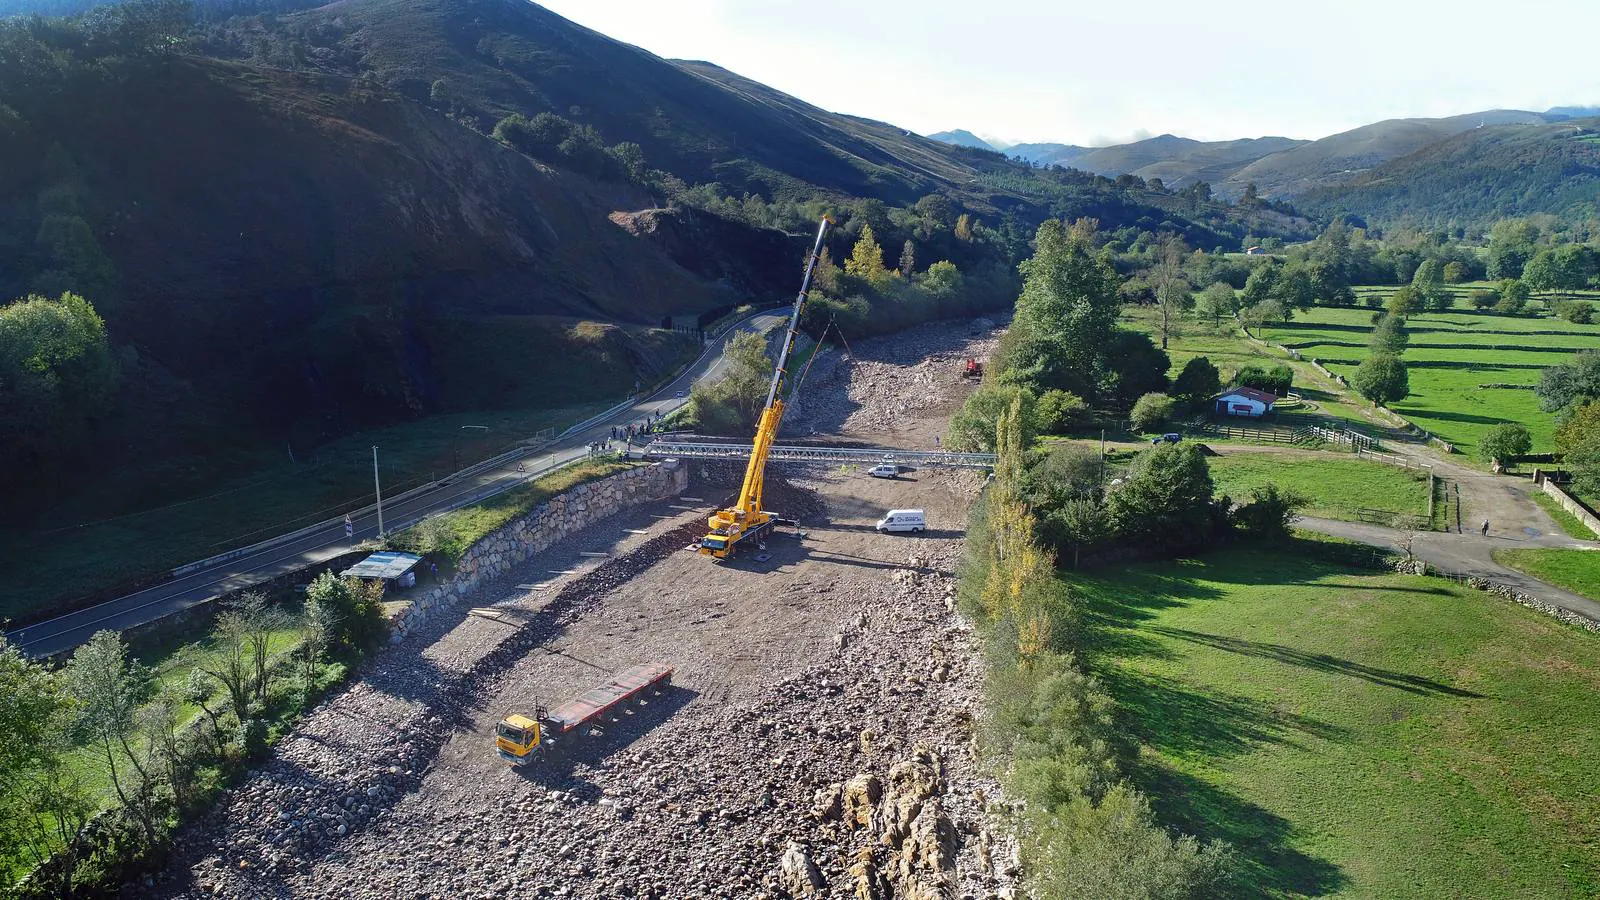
[778,841,824,897]
[842,774,881,830]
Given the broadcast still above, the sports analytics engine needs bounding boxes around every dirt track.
[142,319,1016,900]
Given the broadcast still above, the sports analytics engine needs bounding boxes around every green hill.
[1219,109,1550,198]
[1297,119,1600,227]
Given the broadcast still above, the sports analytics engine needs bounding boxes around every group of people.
[611,413,665,445]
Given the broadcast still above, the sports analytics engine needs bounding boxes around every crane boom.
[698,217,831,559]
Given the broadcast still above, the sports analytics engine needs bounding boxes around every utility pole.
[372,445,385,537]
[454,424,489,472]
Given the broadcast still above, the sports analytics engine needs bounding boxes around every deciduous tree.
[1478,423,1532,468]
[1352,353,1409,406]
[65,630,159,840]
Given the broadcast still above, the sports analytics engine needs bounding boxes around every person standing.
[1481,519,1490,537]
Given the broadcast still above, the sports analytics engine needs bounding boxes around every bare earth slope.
[139,320,1015,899]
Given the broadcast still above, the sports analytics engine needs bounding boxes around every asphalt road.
[1296,515,1600,625]
[8,310,788,658]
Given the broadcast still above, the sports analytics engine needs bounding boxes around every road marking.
[548,569,578,574]
[624,529,651,535]
[680,497,705,502]
[515,583,553,590]
[579,551,609,558]
[668,505,699,510]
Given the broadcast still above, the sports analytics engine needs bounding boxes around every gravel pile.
[786,317,1002,440]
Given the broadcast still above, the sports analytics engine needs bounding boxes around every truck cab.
[495,714,543,766]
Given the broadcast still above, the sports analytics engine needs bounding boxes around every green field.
[1208,452,1431,526]
[1118,307,1373,430]
[1274,302,1600,454]
[1493,548,1600,600]
[1075,545,1600,898]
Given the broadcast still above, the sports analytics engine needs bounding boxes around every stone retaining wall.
[386,460,688,643]
[1532,470,1600,537]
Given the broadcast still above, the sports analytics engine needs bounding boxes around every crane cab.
[495,714,543,766]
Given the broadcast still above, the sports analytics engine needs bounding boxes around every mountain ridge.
[930,107,1574,201]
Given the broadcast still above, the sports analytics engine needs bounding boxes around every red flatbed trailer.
[545,662,674,734]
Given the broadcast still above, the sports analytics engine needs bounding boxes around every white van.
[876,509,926,533]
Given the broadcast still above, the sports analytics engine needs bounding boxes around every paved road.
[8,310,787,658]
[1297,515,1600,626]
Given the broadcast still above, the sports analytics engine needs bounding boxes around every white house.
[1214,387,1277,418]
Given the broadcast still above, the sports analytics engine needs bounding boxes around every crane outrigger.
[698,216,831,560]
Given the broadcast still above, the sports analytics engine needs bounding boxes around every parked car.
[868,464,898,479]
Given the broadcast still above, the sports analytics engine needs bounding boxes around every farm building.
[1215,387,1277,418]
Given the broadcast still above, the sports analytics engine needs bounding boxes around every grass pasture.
[1493,548,1600,600]
[1272,303,1600,454]
[1074,544,1600,898]
[1208,451,1430,525]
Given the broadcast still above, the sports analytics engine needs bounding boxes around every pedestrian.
[934,435,940,449]
[1481,519,1490,537]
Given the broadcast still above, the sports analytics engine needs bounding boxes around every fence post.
[1427,471,1436,528]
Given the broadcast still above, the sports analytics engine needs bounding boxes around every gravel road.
[137,318,1016,900]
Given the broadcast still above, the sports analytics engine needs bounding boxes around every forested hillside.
[1298,119,1600,227]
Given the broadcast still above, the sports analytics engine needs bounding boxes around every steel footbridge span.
[642,441,996,470]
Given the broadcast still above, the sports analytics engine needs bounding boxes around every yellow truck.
[495,662,674,766]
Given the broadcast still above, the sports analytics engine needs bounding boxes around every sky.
[535,0,1600,147]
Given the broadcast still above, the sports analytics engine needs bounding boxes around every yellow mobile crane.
[698,216,831,560]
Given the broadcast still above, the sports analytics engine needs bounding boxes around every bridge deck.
[643,441,996,469]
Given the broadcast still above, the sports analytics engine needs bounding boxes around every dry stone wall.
[387,460,687,643]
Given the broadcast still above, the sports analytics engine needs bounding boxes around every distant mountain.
[1218,109,1552,198]
[1006,142,1090,167]
[1071,134,1305,187]
[1298,118,1600,226]
[927,129,996,151]
[1547,105,1600,120]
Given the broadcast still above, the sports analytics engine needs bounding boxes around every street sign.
[344,515,354,539]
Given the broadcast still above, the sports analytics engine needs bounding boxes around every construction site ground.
[142,319,1015,900]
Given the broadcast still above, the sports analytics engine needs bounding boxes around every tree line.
[0,574,385,896]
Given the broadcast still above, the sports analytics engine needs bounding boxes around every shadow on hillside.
[1137,761,1350,898]
[1391,408,1518,426]
[1148,627,1486,698]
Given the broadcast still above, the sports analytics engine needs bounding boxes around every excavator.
[698,216,831,560]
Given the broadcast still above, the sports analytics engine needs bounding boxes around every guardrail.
[644,441,997,469]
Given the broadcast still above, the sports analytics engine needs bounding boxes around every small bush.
[304,573,387,653]
[1233,484,1308,542]
[1037,389,1091,434]
[1129,392,1176,433]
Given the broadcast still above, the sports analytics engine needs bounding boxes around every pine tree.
[899,239,916,277]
